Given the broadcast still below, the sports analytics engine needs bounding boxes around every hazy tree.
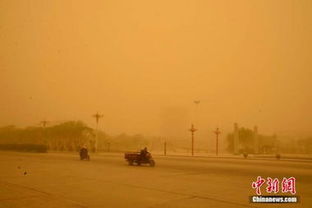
[297,137,312,153]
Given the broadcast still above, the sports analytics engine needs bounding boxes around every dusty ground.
[0,151,311,208]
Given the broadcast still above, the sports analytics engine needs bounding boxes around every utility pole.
[92,112,103,152]
[107,142,110,152]
[164,141,167,156]
[214,128,221,156]
[234,123,239,155]
[253,126,259,154]
[189,124,197,156]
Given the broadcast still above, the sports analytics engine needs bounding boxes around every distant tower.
[234,123,239,154]
[253,126,259,154]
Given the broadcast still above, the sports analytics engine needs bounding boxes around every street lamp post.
[40,120,49,145]
[92,112,103,152]
[189,124,197,156]
[40,120,48,128]
[214,128,221,156]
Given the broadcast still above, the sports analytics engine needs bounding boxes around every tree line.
[0,121,148,152]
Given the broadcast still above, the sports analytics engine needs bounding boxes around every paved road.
[0,152,311,208]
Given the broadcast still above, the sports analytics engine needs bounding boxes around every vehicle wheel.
[149,160,155,167]
[137,162,141,166]
[128,160,133,166]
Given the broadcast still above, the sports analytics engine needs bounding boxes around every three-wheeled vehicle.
[124,152,155,167]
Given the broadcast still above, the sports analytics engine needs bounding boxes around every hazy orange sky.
[1,0,311,139]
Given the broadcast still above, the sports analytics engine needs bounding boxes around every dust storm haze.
[1,0,311,139]
[1,2,312,208]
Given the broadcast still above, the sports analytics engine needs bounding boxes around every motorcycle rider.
[140,147,148,160]
[80,145,89,160]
